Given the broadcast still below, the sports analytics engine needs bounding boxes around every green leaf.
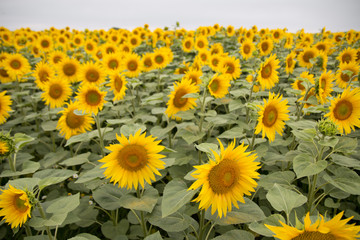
[44,213,68,227]
[195,143,218,155]
[24,236,50,240]
[40,149,69,168]
[120,124,146,137]
[92,184,132,210]
[59,152,91,167]
[323,167,360,195]
[7,177,40,191]
[101,220,129,239]
[217,127,245,139]
[177,128,205,144]
[150,122,176,138]
[41,120,58,131]
[206,198,265,225]
[144,231,163,240]
[13,133,34,151]
[228,99,243,112]
[161,179,198,218]
[120,186,158,212]
[292,129,317,142]
[65,133,90,147]
[35,169,77,190]
[249,214,286,237]
[266,184,307,215]
[76,165,104,184]
[333,137,357,154]
[212,230,254,240]
[318,137,339,148]
[0,161,40,177]
[46,193,80,214]
[330,154,360,168]
[293,154,327,178]
[68,233,101,240]
[148,206,192,232]
[258,171,295,190]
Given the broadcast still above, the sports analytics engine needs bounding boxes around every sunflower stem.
[9,154,16,172]
[136,188,148,237]
[37,202,53,240]
[204,222,215,240]
[297,86,314,121]
[198,209,206,240]
[94,114,105,157]
[245,75,256,124]
[24,222,32,236]
[128,87,137,115]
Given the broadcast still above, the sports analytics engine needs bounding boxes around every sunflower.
[174,61,191,75]
[335,61,359,89]
[76,85,107,115]
[317,70,334,105]
[284,33,294,49]
[56,57,80,83]
[325,87,360,135]
[3,53,31,80]
[183,69,203,85]
[258,39,274,56]
[37,35,53,53]
[256,54,280,90]
[99,130,166,190]
[100,42,118,56]
[246,74,260,92]
[0,61,12,84]
[208,74,231,98]
[0,185,31,229]
[194,36,209,51]
[41,77,72,109]
[266,211,360,240]
[182,37,194,52]
[0,91,12,125]
[122,53,143,78]
[240,39,256,60]
[152,48,169,70]
[226,25,235,37]
[219,56,241,81]
[33,61,55,90]
[315,51,328,71]
[189,139,260,218]
[57,101,94,140]
[272,28,283,42]
[108,72,128,101]
[196,49,210,66]
[210,43,224,55]
[78,61,106,86]
[297,47,318,69]
[292,72,315,94]
[255,93,290,142]
[48,50,67,66]
[165,78,199,119]
[337,47,357,64]
[84,39,98,56]
[141,53,155,72]
[285,52,297,74]
[314,41,331,54]
[128,34,142,48]
[102,53,122,73]
[209,54,223,72]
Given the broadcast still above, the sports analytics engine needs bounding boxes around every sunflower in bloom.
[325,87,360,135]
[182,37,194,52]
[209,54,223,72]
[183,69,203,85]
[122,53,143,78]
[57,101,94,140]
[258,39,274,56]
[41,77,72,109]
[314,41,331,54]
[240,39,256,60]
[78,61,106,86]
[0,91,12,125]
[189,139,260,218]
[165,78,199,119]
[255,93,290,142]
[219,56,241,81]
[285,51,297,74]
[210,43,224,55]
[257,54,280,90]
[174,61,191,75]
[335,61,359,89]
[196,49,210,66]
[141,53,155,72]
[0,185,32,228]
[76,85,107,115]
[297,47,318,69]
[208,74,231,98]
[194,36,209,51]
[246,74,260,93]
[56,57,80,83]
[0,61,12,84]
[337,47,357,64]
[99,130,166,190]
[48,50,67,66]
[226,25,235,37]
[108,73,128,101]
[3,53,31,81]
[33,61,55,90]
[37,35,53,53]
[284,33,294,49]
[102,53,122,73]
[152,48,169,70]
[266,211,360,240]
[317,70,335,105]
[292,72,315,94]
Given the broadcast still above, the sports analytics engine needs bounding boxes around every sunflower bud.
[317,118,338,136]
[0,132,15,159]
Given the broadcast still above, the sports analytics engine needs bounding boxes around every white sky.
[0,0,359,33]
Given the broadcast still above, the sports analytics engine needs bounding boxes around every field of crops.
[0,24,360,240]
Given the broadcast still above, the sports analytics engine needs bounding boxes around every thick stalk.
[94,114,105,157]
[198,209,206,240]
[37,203,53,240]
[136,188,148,237]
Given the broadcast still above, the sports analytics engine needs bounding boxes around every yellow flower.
[33,61,56,90]
[0,185,31,229]
[226,25,235,37]
[209,43,224,55]
[56,57,80,83]
[41,77,72,109]
[37,35,53,53]
[335,61,359,89]
[317,70,335,105]
[255,93,290,142]
[183,69,203,85]
[79,61,106,86]
[48,50,67,66]
[0,91,12,125]
[285,52,297,74]
[102,53,122,73]
[99,130,166,190]
[256,54,280,90]
[219,56,241,81]
[141,53,155,72]
[182,37,194,52]
[165,78,199,119]
[196,49,210,66]
[240,39,256,60]
[208,74,231,98]
[152,48,169,70]
[337,47,357,64]
[76,85,107,115]
[122,53,143,78]
[194,36,209,51]
[258,39,274,56]
[208,54,223,72]
[297,47,318,69]
[108,73,128,101]
[325,87,360,135]
[3,53,31,81]
[189,139,260,218]
[292,72,315,94]
[57,101,94,140]
[83,39,98,56]
[266,211,360,240]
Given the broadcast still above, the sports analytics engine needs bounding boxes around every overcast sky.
[1,0,359,33]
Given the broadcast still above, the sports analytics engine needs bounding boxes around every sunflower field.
[0,24,360,240]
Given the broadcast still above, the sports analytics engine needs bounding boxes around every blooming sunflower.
[3,53,31,81]
[219,56,241,81]
[122,53,143,78]
[210,43,224,55]
[78,61,106,86]
[337,47,357,64]
[209,54,223,72]
[76,85,107,115]
[48,50,67,66]
[317,70,335,105]
[335,61,359,89]
[258,39,274,56]
[33,61,55,90]
[0,62,12,84]
[256,54,280,90]
[41,77,72,109]
[102,53,122,73]
[83,39,98,56]
[255,93,290,142]
[57,101,94,140]
[182,37,194,52]
[266,211,360,240]
[141,53,155,72]
[196,49,210,66]
[292,72,315,94]
[99,130,166,190]
[56,57,80,83]
[174,61,191,75]
[284,33,294,49]
[0,91,12,125]
[226,25,235,37]
[183,69,203,85]
[189,139,260,218]
[325,87,360,135]
[240,39,256,60]
[0,185,31,229]
[246,74,260,92]
[165,78,199,119]
[37,35,53,53]
[208,74,231,98]
[194,36,209,51]
[285,52,297,74]
[108,73,128,101]
[297,47,318,69]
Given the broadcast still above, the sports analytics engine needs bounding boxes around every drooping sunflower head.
[240,39,256,60]
[266,211,360,240]
[0,185,32,229]
[255,92,290,142]
[219,56,241,81]
[34,61,55,90]
[0,132,15,158]
[189,139,260,218]
[337,47,357,64]
[297,47,318,69]
[165,78,199,119]
[256,54,280,90]
[99,130,166,190]
[285,51,297,74]
[325,87,360,135]
[107,72,128,101]
[335,61,359,89]
[41,77,72,109]
[122,53,143,78]
[76,85,107,115]
[208,73,231,99]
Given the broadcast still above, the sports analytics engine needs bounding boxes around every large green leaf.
[293,153,327,178]
[92,184,132,210]
[213,230,254,240]
[249,214,286,237]
[323,167,360,195]
[46,193,80,214]
[120,186,159,213]
[35,169,77,190]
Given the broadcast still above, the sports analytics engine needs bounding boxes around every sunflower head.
[0,91,13,125]
[208,73,231,99]
[41,77,72,109]
[257,54,280,90]
[0,132,15,158]
[76,85,107,115]
[108,73,128,101]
